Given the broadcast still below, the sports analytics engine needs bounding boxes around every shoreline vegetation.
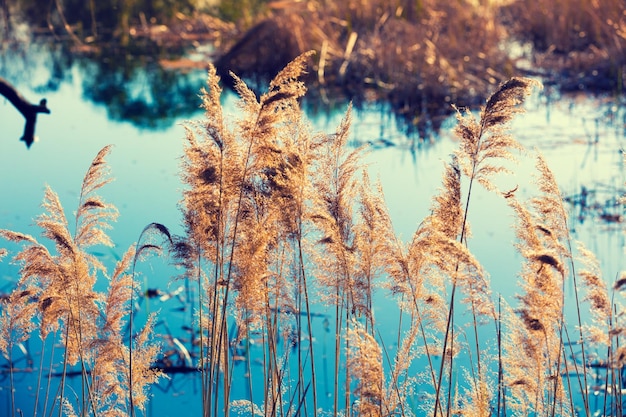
[0,0,624,135]
[1,52,625,416]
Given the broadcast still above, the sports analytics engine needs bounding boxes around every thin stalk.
[57,319,71,417]
[196,248,207,416]
[42,338,56,417]
[293,383,311,417]
[365,269,374,333]
[469,282,482,378]
[496,296,504,417]
[297,237,318,416]
[557,328,576,416]
[296,260,304,410]
[434,118,480,416]
[129,266,136,417]
[205,149,226,417]
[563,242,590,416]
[445,304,454,417]
[281,381,304,417]
[223,303,232,415]
[275,243,301,417]
[395,250,443,416]
[333,288,341,417]
[550,273,569,417]
[378,329,407,417]
[261,323,269,415]
[389,236,442,415]
[210,315,231,417]
[9,348,15,417]
[206,243,222,417]
[57,276,97,416]
[611,298,621,417]
[245,319,254,415]
[397,299,404,356]
[285,379,303,416]
[265,313,280,416]
[33,337,47,417]
[214,99,271,417]
[344,307,351,417]
[205,137,226,417]
[462,332,479,407]
[434,284,457,417]
[544,157,590,415]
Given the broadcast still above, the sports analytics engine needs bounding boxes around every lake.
[1,40,625,416]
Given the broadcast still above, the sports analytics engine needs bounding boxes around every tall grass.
[1,54,624,417]
[501,0,625,90]
[0,146,162,416]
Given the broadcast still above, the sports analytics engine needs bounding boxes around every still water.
[0,41,625,415]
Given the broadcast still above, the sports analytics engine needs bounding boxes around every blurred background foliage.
[0,0,623,134]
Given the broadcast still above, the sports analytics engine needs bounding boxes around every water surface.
[1,42,624,416]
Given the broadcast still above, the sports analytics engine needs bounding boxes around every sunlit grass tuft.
[1,54,624,417]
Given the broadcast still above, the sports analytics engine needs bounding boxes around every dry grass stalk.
[504,197,570,415]
[0,146,161,416]
[501,150,604,416]
[179,51,325,416]
[3,53,622,417]
[346,319,383,417]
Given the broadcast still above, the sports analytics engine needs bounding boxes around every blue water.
[1,42,625,416]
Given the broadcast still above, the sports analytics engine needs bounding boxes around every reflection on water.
[1,40,207,132]
[0,40,625,416]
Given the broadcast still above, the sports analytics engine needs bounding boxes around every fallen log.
[0,77,51,148]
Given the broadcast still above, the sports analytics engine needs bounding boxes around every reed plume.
[87,248,136,415]
[1,52,619,417]
[0,264,38,417]
[0,146,161,416]
[346,319,383,417]
[401,156,489,415]
[351,172,394,329]
[310,104,363,416]
[577,242,611,330]
[311,104,361,309]
[179,52,321,416]
[502,153,582,416]
[180,52,314,320]
[454,77,540,194]
[425,77,541,415]
[0,236,39,357]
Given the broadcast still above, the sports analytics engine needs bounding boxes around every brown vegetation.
[212,0,515,133]
[167,0,625,134]
[4,0,623,137]
[0,146,162,416]
[500,0,626,90]
[1,53,624,417]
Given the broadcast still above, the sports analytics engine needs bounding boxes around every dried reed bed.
[500,0,626,90]
[0,146,162,417]
[8,0,624,139]
[1,54,625,417]
[209,0,624,134]
[213,0,512,135]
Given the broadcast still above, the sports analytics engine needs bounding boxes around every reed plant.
[0,146,162,416]
[501,0,625,90]
[1,53,624,417]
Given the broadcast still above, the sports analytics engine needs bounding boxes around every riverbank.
[1,0,624,136]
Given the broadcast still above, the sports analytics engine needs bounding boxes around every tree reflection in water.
[1,39,206,132]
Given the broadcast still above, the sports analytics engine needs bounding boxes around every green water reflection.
[1,40,207,132]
